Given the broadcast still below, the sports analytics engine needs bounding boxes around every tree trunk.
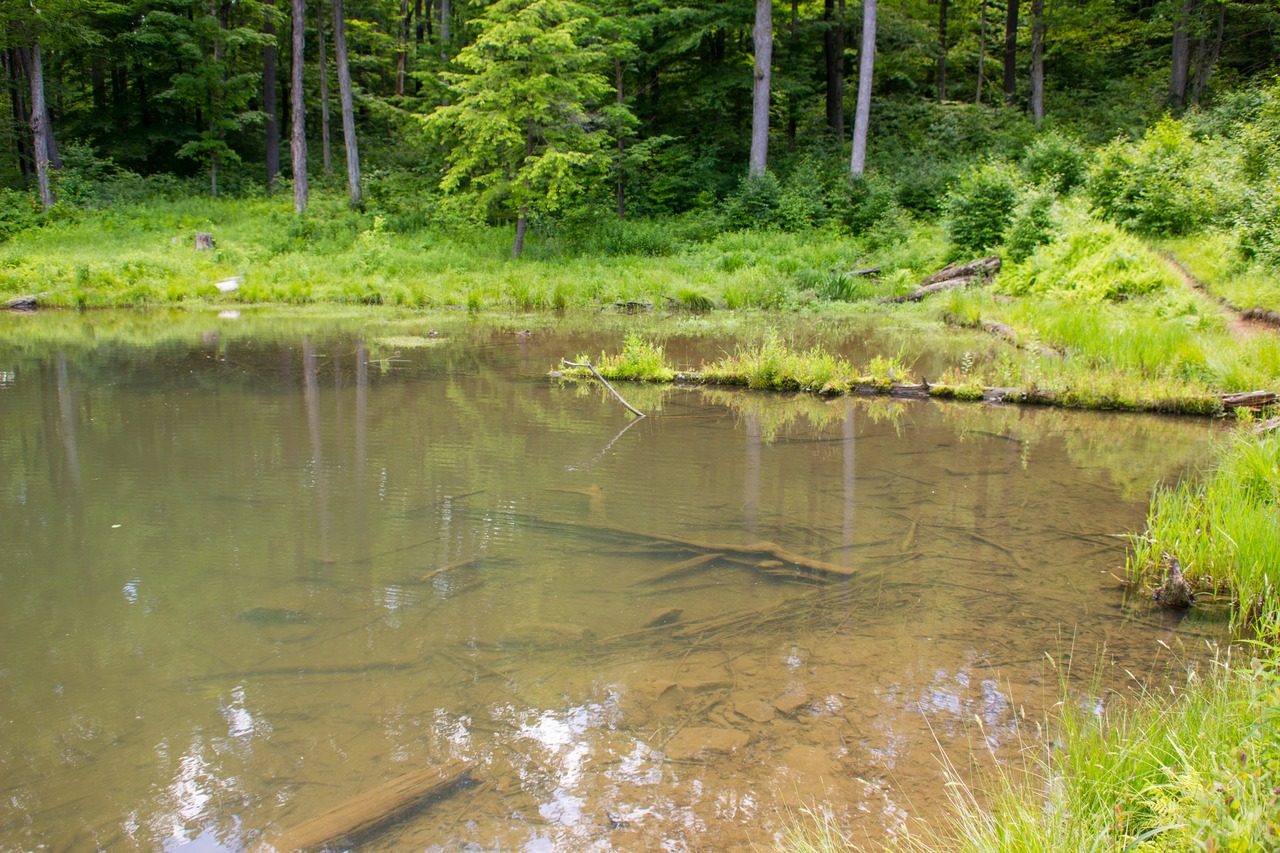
[781,0,796,152]
[291,0,309,212]
[936,0,948,101]
[439,0,451,60]
[976,0,987,103]
[91,51,107,111]
[23,42,55,210]
[513,204,528,258]
[849,0,876,177]
[749,0,772,177]
[5,49,32,183]
[1003,0,1018,105]
[331,0,361,208]
[513,124,533,258]
[1190,1,1223,106]
[263,5,281,191]
[415,0,426,43]
[1029,0,1044,124]
[615,59,625,221]
[1168,0,1196,110]
[823,0,845,137]
[318,0,332,175]
[396,0,409,95]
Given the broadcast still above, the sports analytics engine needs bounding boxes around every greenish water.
[0,311,1226,852]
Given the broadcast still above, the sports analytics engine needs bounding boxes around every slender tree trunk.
[90,51,106,111]
[263,5,281,191]
[976,0,987,103]
[1003,0,1018,105]
[415,0,426,43]
[1190,1,1223,106]
[786,0,798,153]
[439,0,450,60]
[211,148,218,198]
[823,0,845,137]
[936,0,948,101]
[22,42,55,210]
[331,0,361,208]
[850,0,876,177]
[1029,0,1044,124]
[291,0,309,212]
[615,59,625,221]
[1168,0,1197,110]
[513,125,533,258]
[5,49,32,184]
[317,0,332,175]
[749,0,772,177]
[396,0,409,96]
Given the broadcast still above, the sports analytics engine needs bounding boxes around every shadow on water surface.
[0,314,1228,852]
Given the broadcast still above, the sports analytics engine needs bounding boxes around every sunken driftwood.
[195,232,216,250]
[541,516,856,578]
[561,359,646,418]
[882,256,1002,304]
[1152,553,1193,610]
[261,758,473,853]
[1222,390,1276,412]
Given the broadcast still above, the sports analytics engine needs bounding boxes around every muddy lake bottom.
[0,312,1228,851]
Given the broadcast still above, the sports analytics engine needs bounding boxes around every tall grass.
[889,638,1280,853]
[1129,427,1280,625]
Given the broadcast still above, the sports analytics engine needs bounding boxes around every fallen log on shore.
[260,759,473,852]
[1223,390,1276,412]
[881,256,1001,303]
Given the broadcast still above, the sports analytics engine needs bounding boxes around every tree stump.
[195,232,216,250]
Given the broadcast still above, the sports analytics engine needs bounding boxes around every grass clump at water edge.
[778,637,1280,853]
[1128,423,1280,626]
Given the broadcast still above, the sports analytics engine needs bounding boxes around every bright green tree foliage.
[424,0,615,252]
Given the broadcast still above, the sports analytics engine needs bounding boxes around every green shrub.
[1021,130,1087,194]
[776,157,830,231]
[1005,189,1057,262]
[723,171,781,230]
[838,174,898,234]
[1085,118,1224,236]
[0,189,40,243]
[945,161,1020,253]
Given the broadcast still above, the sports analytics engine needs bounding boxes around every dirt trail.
[1162,251,1277,338]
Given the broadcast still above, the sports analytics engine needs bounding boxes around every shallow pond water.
[0,312,1227,852]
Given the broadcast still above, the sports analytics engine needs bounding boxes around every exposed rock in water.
[663,726,749,760]
[1153,552,1193,610]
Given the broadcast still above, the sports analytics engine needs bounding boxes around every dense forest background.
[1,0,1277,260]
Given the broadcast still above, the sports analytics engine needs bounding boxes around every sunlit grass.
[1164,232,1280,315]
[1128,426,1280,625]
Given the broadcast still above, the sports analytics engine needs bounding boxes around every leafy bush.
[1021,130,1087,194]
[0,189,40,243]
[722,171,781,230]
[1085,118,1225,236]
[945,161,1020,253]
[1005,188,1057,262]
[776,157,831,231]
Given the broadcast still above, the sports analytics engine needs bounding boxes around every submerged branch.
[561,359,646,418]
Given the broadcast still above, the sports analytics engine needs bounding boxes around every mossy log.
[260,759,473,852]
